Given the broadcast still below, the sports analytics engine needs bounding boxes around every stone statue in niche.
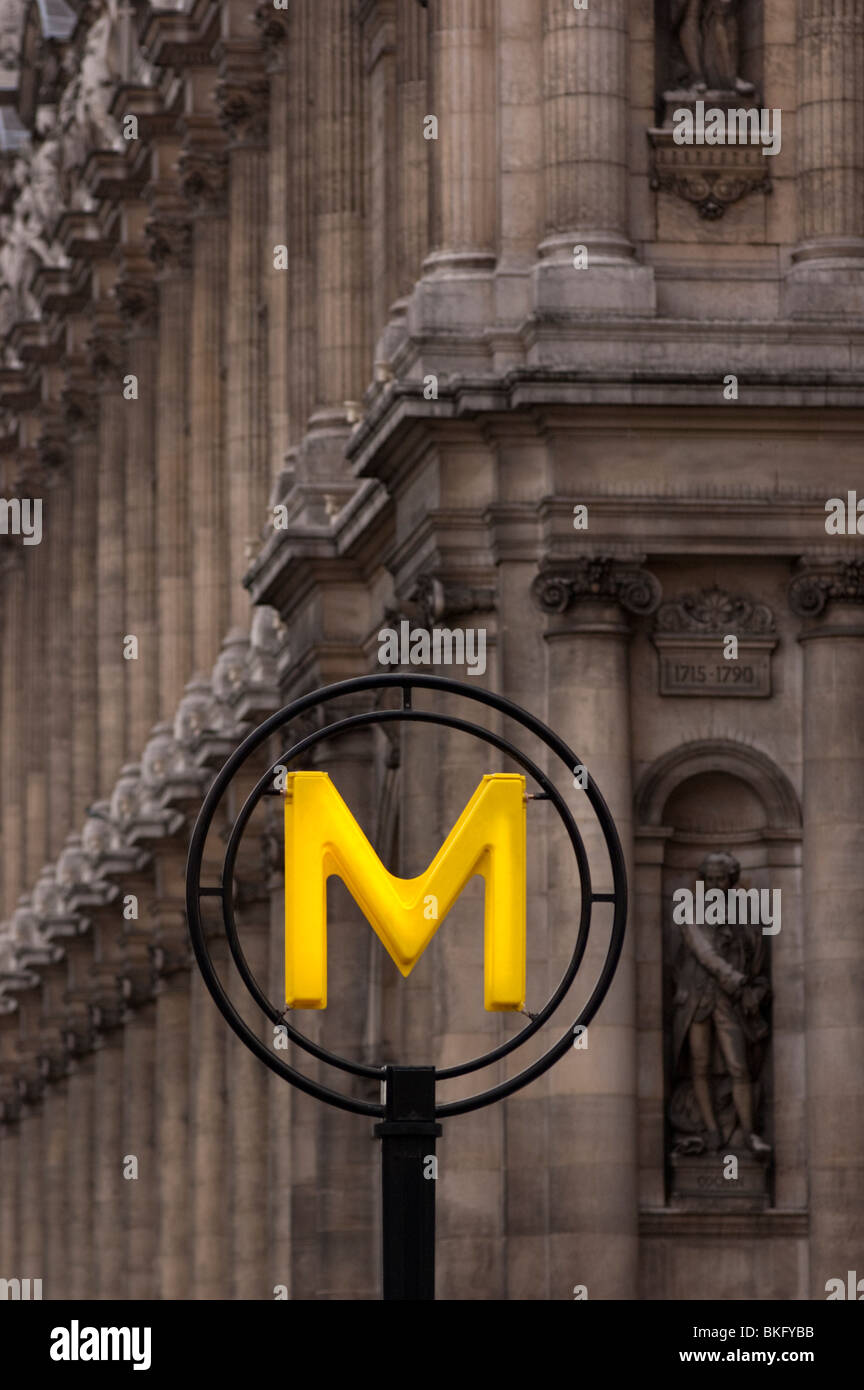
[670,851,771,1160]
[669,0,754,95]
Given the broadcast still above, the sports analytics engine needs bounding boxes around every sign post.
[186,674,626,1301]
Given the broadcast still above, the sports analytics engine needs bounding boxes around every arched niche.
[633,739,802,1214]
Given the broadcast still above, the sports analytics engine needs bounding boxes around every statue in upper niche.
[669,0,755,94]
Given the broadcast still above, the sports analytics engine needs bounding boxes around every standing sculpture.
[670,851,771,1159]
[670,0,755,94]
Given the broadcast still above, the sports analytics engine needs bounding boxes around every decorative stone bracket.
[648,94,772,220]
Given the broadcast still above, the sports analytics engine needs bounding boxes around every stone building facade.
[0,0,862,1300]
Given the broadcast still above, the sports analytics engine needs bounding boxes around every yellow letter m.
[284,772,526,1012]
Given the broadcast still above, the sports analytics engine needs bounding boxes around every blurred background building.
[0,0,862,1299]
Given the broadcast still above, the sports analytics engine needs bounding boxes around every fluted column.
[496,0,543,325]
[1,555,25,916]
[789,558,864,1292]
[257,5,292,474]
[152,900,192,1299]
[0,1108,20,1284]
[64,1015,96,1298]
[785,1,864,316]
[310,0,370,429]
[189,932,229,1297]
[396,2,430,297]
[284,0,317,454]
[116,245,159,756]
[68,415,100,820]
[533,0,654,315]
[45,455,73,858]
[91,993,126,1299]
[414,0,497,329]
[120,930,158,1301]
[22,462,49,885]
[531,558,661,1298]
[180,129,231,667]
[89,315,128,791]
[146,199,193,719]
[218,36,271,618]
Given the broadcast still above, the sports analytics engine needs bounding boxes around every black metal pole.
[374,1065,441,1300]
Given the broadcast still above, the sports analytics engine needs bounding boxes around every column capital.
[254,0,289,61]
[178,144,229,216]
[145,212,193,275]
[531,556,662,620]
[788,556,864,621]
[216,41,269,148]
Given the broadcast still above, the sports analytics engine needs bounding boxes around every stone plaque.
[652,588,777,698]
[655,636,775,697]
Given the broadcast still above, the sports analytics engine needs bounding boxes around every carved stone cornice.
[655,587,775,636]
[531,557,662,618]
[788,557,864,619]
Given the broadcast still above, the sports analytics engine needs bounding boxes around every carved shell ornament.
[655,586,776,635]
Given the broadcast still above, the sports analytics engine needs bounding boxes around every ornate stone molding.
[411,574,497,628]
[648,136,772,221]
[254,1,289,54]
[788,558,864,618]
[655,587,775,635]
[178,147,229,215]
[531,557,662,617]
[216,69,269,148]
[144,215,193,274]
[114,273,158,330]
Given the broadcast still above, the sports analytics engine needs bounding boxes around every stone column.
[189,931,229,1298]
[145,198,193,720]
[0,1110,20,1283]
[64,1018,96,1299]
[533,0,654,315]
[119,929,158,1301]
[66,407,99,823]
[116,241,159,757]
[530,557,660,1299]
[309,0,370,431]
[496,0,543,327]
[23,470,49,886]
[1,556,26,916]
[89,314,128,791]
[217,37,271,618]
[415,0,497,329]
[180,129,231,667]
[91,986,127,1299]
[283,0,318,455]
[257,5,292,475]
[789,558,864,1293]
[152,899,193,1299]
[785,1,864,317]
[44,453,74,859]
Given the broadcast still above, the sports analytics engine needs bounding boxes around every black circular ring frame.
[185,673,627,1119]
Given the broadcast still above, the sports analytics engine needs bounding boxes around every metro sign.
[283,771,527,1012]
